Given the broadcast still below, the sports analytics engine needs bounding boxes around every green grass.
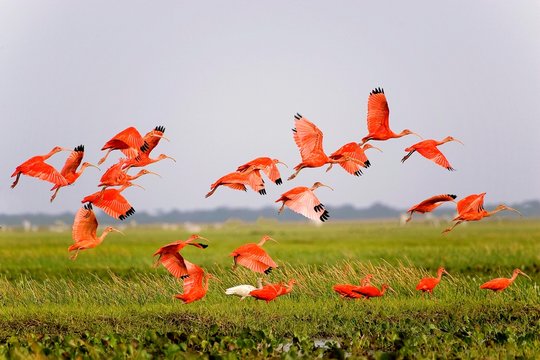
[0,219,539,358]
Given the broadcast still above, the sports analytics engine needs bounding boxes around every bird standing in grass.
[68,203,123,260]
[352,284,395,299]
[480,269,531,292]
[416,267,451,296]
[11,146,70,189]
[229,235,278,274]
[360,88,421,144]
[276,182,333,222]
[153,234,209,279]
[401,136,463,171]
[333,274,374,299]
[443,193,521,233]
[225,278,263,300]
[406,194,457,223]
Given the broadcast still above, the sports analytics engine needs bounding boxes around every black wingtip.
[84,203,93,210]
[319,210,330,222]
[364,160,371,168]
[154,125,166,133]
[198,243,209,249]
[259,189,267,195]
[264,267,273,275]
[447,167,455,171]
[294,113,302,120]
[140,141,150,153]
[180,274,190,280]
[74,144,85,152]
[370,87,384,95]
[275,178,282,185]
[119,207,136,220]
[448,194,457,199]
[354,170,363,176]
[314,204,325,213]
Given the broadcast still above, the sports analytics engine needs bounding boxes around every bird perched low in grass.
[352,284,396,299]
[225,278,263,300]
[229,235,278,274]
[275,182,333,222]
[401,136,463,171]
[416,267,452,296]
[443,193,521,233]
[68,203,123,260]
[406,194,457,223]
[480,269,531,292]
[333,274,374,299]
[153,234,209,279]
[174,261,216,304]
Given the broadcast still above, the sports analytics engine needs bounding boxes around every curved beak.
[147,170,162,178]
[453,138,465,145]
[519,271,531,280]
[322,184,334,191]
[268,237,279,243]
[60,147,71,152]
[443,270,455,280]
[367,145,383,153]
[506,206,522,216]
[155,134,170,142]
[87,163,101,171]
[112,228,125,235]
[411,132,423,140]
[388,286,397,294]
[197,236,210,242]
[166,156,177,162]
[132,183,146,190]
[278,161,288,168]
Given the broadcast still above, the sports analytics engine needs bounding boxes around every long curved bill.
[154,133,170,142]
[506,206,522,216]
[277,161,288,168]
[198,236,210,242]
[268,237,279,243]
[443,270,455,280]
[519,271,531,280]
[147,170,162,178]
[388,286,397,294]
[112,228,125,235]
[369,145,383,153]
[322,184,334,191]
[453,138,465,145]
[132,183,146,190]
[87,163,101,171]
[411,132,423,140]
[165,156,176,162]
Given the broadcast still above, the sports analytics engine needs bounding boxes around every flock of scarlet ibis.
[9,88,527,303]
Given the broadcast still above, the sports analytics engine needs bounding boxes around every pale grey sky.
[1,1,539,215]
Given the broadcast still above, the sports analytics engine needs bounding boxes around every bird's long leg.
[205,186,218,198]
[401,150,416,163]
[98,149,112,166]
[405,211,413,223]
[325,163,333,172]
[278,203,286,214]
[10,173,21,189]
[69,249,80,261]
[442,221,463,234]
[232,256,238,270]
[50,188,60,203]
[287,167,303,181]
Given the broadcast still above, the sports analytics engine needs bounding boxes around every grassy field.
[0,218,539,358]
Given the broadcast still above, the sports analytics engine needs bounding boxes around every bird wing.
[366,88,390,134]
[409,194,456,212]
[415,145,453,170]
[293,117,325,162]
[60,146,84,178]
[159,253,189,278]
[330,143,367,175]
[102,127,145,151]
[457,193,485,215]
[72,204,98,244]
[285,190,325,222]
[416,278,437,291]
[89,190,134,220]
[263,162,282,184]
[22,161,69,186]
[99,162,126,186]
[143,126,166,155]
[183,261,204,293]
[244,170,265,193]
[235,244,277,269]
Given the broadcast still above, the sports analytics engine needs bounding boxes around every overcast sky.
[1,1,539,215]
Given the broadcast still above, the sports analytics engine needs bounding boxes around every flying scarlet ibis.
[352,284,395,299]
[68,203,123,260]
[98,127,148,165]
[236,157,288,185]
[206,169,266,198]
[288,114,342,180]
[275,182,332,222]
[225,278,263,300]
[328,142,382,176]
[443,193,521,233]
[122,126,168,159]
[480,269,531,292]
[229,235,278,274]
[81,182,141,220]
[99,160,160,188]
[11,146,70,189]
[174,261,216,304]
[406,194,457,223]
[361,88,421,144]
[50,145,99,202]
[416,267,451,296]
[333,274,374,299]
[401,136,463,171]
[153,234,209,279]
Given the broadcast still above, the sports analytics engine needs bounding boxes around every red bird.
[229,235,278,274]
[123,153,176,169]
[68,203,123,260]
[206,169,266,198]
[81,182,140,220]
[406,194,457,223]
[249,279,296,303]
[276,182,332,222]
[153,234,209,279]
[333,274,374,299]
[174,261,216,304]
[416,267,451,296]
[443,193,521,233]
[352,284,395,299]
[98,127,147,165]
[122,126,168,158]
[50,145,99,202]
[480,269,531,292]
[11,146,70,189]
[401,136,463,171]
[328,142,382,176]
[99,160,160,188]
[288,114,342,180]
[361,88,421,144]
[236,157,288,185]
